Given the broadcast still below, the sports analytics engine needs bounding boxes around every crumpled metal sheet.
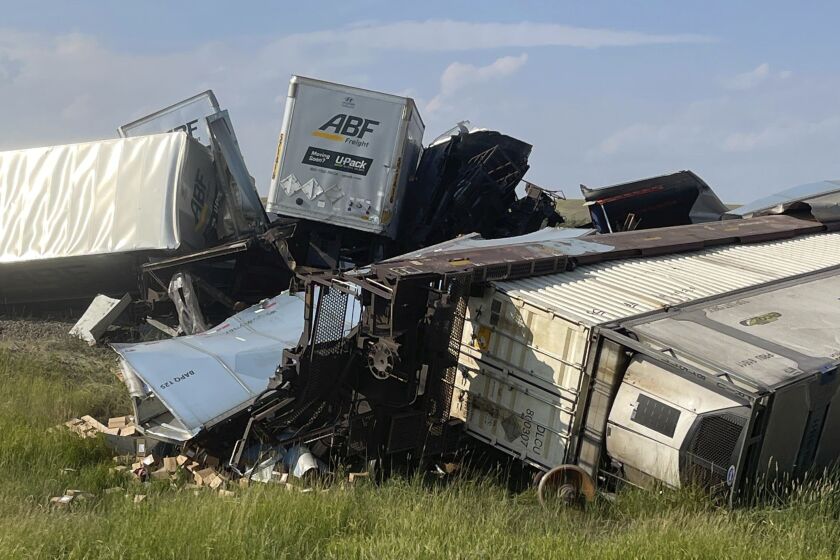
[383,227,595,261]
[732,179,840,223]
[581,170,728,233]
[168,272,209,335]
[112,293,306,442]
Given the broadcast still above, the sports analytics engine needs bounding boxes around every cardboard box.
[348,472,370,484]
[162,457,179,473]
[120,426,139,437]
[193,467,217,486]
[80,415,107,433]
[108,415,132,429]
[150,468,170,481]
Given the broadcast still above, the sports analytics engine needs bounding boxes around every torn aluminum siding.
[495,232,840,326]
[113,294,306,442]
[382,227,596,262]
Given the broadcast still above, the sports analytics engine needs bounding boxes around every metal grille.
[455,146,523,201]
[312,286,350,348]
[685,463,726,487]
[689,413,746,468]
[426,274,472,428]
[292,286,351,420]
[508,262,533,278]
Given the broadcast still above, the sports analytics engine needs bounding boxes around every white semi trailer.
[267,76,425,238]
[0,132,220,304]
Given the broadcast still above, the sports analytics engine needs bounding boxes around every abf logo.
[313,114,379,145]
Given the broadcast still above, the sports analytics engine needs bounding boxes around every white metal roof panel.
[496,232,840,326]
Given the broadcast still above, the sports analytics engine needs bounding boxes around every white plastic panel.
[606,356,740,487]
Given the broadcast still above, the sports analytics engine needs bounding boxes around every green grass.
[1,330,839,559]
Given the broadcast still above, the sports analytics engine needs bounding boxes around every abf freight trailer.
[267,76,424,238]
[451,233,840,502]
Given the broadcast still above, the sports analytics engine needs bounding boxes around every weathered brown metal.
[371,216,824,283]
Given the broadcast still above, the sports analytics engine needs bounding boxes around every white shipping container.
[452,232,840,471]
[267,76,424,238]
[0,132,219,302]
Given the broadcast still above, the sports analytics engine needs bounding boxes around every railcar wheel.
[537,464,596,508]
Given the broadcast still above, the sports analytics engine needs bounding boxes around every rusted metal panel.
[373,216,823,283]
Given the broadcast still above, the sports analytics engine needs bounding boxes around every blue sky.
[2,1,839,202]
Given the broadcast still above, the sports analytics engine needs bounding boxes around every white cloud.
[0,19,705,192]
[724,62,792,90]
[282,20,716,51]
[723,116,840,152]
[583,85,840,203]
[427,54,527,112]
[21,21,833,203]
[594,99,727,157]
[594,96,840,159]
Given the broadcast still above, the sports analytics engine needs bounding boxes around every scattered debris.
[6,76,840,508]
[50,489,95,508]
[729,179,840,224]
[401,128,563,248]
[581,170,728,233]
[112,292,306,442]
[69,294,132,345]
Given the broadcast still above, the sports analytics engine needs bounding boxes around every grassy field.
[1,325,839,559]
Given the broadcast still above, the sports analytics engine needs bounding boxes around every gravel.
[0,319,75,341]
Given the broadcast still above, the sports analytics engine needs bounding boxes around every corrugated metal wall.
[496,232,840,325]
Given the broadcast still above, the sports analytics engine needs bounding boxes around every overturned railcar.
[247,217,840,501]
[453,232,840,500]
